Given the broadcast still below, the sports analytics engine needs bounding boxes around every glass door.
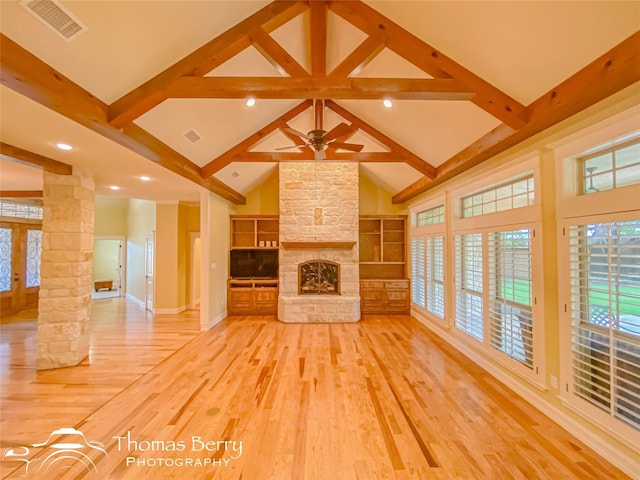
[0,221,42,315]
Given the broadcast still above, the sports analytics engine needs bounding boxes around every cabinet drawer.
[254,290,277,302]
[386,301,409,312]
[361,289,384,302]
[386,290,408,302]
[385,280,409,289]
[361,281,384,289]
[361,301,385,312]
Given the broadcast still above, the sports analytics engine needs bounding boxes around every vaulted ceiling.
[1,1,639,204]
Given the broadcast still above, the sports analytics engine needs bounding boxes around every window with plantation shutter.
[568,220,640,431]
[455,233,483,340]
[489,229,533,368]
[427,236,444,318]
[411,238,425,308]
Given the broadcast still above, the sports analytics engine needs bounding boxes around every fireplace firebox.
[298,260,340,295]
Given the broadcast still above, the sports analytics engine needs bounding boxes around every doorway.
[0,221,42,315]
[190,233,201,309]
[92,237,124,300]
[145,232,154,312]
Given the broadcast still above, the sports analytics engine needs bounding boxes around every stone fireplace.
[278,162,360,323]
[299,260,340,295]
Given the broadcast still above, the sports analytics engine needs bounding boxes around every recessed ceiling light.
[56,142,73,150]
[109,185,120,191]
[245,97,256,108]
[140,176,150,182]
[383,99,393,109]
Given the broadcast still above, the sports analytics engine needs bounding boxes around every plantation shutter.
[488,229,533,368]
[455,233,483,340]
[427,236,445,318]
[411,238,425,307]
[568,220,640,431]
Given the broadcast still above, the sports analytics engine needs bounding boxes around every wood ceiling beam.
[325,100,437,178]
[329,32,387,78]
[108,1,307,128]
[166,76,474,100]
[122,124,246,204]
[0,34,245,204]
[1,142,72,175]
[0,190,43,198]
[310,1,327,76]
[393,31,640,204]
[201,99,313,178]
[328,1,528,130]
[249,27,309,77]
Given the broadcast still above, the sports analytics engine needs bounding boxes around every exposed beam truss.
[0,35,246,204]
[201,99,437,178]
[1,142,72,175]
[393,31,640,203]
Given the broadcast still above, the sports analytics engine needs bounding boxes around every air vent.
[20,0,86,41]
[184,129,202,144]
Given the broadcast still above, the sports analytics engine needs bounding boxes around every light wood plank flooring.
[0,298,632,479]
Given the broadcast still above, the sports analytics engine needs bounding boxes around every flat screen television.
[230,249,278,279]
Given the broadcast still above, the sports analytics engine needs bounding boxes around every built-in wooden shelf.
[280,241,356,250]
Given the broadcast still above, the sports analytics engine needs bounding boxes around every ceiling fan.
[276,100,364,160]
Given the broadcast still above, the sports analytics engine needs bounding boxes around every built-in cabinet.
[359,216,409,314]
[228,216,279,315]
[227,278,278,315]
[231,215,279,248]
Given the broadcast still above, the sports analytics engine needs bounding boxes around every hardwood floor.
[0,299,632,479]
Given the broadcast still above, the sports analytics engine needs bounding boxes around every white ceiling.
[1,1,638,203]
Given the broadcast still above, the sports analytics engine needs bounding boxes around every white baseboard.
[202,310,226,331]
[154,305,187,315]
[125,294,145,309]
[411,309,640,480]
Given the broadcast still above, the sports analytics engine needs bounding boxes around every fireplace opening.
[299,260,340,295]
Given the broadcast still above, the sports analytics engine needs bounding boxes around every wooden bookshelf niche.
[228,215,279,315]
[231,215,279,248]
[359,216,410,314]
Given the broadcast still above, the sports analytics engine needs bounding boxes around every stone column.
[37,167,94,370]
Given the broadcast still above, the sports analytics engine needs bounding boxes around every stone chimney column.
[37,167,94,370]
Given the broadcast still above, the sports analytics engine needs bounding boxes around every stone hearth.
[278,162,360,323]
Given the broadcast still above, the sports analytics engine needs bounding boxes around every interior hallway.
[0,299,631,479]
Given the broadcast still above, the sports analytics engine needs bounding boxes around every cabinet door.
[229,289,254,313]
[385,280,410,312]
[361,283,385,312]
[254,288,278,314]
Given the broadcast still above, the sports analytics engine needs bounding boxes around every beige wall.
[233,167,279,215]
[95,195,127,236]
[185,204,200,306]
[92,240,120,287]
[126,199,155,305]
[200,191,232,329]
[155,203,180,311]
[359,170,408,216]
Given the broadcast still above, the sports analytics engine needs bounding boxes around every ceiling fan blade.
[282,127,312,140]
[315,149,326,161]
[323,122,356,142]
[328,141,364,152]
[275,144,309,151]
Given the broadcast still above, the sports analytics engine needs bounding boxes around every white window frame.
[410,198,447,325]
[448,154,545,386]
[554,105,640,448]
[558,211,640,447]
